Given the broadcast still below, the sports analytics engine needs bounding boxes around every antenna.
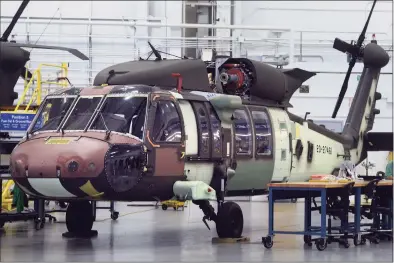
[148,41,162,61]
[331,0,377,118]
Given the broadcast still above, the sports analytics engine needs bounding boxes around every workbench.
[262,180,393,251]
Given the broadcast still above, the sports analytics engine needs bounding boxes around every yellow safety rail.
[1,180,15,212]
[14,62,69,112]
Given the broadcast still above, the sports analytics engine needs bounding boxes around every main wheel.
[215,201,244,239]
[162,204,168,210]
[66,201,94,234]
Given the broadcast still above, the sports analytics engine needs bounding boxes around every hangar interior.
[0,0,393,262]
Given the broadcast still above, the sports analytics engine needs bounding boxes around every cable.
[29,7,60,52]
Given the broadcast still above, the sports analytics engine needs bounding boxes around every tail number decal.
[316,145,332,155]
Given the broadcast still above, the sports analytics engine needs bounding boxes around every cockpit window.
[30,97,75,133]
[62,97,102,130]
[89,96,147,139]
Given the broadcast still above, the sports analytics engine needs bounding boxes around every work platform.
[263,179,393,251]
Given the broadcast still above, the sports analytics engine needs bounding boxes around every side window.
[251,110,273,156]
[192,102,211,156]
[233,109,252,155]
[207,103,222,157]
[152,100,182,143]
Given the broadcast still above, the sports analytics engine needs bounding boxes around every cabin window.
[30,97,75,133]
[63,97,102,130]
[89,96,147,139]
[251,110,273,156]
[191,101,211,157]
[233,109,252,155]
[207,103,222,157]
[152,100,182,143]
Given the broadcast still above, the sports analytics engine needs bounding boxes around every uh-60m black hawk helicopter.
[5,0,392,239]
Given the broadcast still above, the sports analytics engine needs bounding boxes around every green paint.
[227,158,275,191]
[357,75,361,81]
[279,122,287,130]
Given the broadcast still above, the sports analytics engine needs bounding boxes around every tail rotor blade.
[331,59,356,118]
[357,0,377,46]
[331,0,377,119]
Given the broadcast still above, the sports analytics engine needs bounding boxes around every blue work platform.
[262,180,393,251]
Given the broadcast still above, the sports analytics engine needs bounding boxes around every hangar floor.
[0,200,392,262]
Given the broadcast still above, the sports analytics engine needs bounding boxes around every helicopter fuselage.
[10,84,350,202]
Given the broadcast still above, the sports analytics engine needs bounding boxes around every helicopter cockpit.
[29,92,148,140]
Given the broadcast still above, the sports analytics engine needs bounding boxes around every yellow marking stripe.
[45,138,71,145]
[79,180,104,197]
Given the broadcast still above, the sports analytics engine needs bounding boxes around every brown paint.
[10,131,140,179]
[79,85,114,96]
[154,148,184,176]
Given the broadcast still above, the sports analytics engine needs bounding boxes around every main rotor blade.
[0,0,30,41]
[332,59,356,118]
[20,66,33,80]
[10,43,89,60]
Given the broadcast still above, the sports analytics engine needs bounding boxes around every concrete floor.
[0,200,392,262]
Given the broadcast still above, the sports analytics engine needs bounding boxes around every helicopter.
[8,0,392,239]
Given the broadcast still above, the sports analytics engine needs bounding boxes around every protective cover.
[219,58,316,104]
[0,42,30,106]
[93,59,211,92]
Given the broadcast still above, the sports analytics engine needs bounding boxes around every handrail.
[14,62,69,112]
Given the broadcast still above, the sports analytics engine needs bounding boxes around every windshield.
[89,96,147,139]
[30,97,76,133]
[62,97,102,130]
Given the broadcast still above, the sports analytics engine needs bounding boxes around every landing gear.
[62,201,97,238]
[195,200,244,239]
[216,202,243,238]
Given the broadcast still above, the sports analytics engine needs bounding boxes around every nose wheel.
[62,201,98,238]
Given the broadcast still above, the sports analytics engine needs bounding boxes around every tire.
[315,238,327,251]
[111,212,119,220]
[304,235,312,246]
[354,235,365,246]
[66,201,93,233]
[262,236,273,249]
[162,204,168,211]
[215,201,244,239]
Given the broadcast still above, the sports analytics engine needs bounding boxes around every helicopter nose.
[10,136,110,179]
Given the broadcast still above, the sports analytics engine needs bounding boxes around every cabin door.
[145,93,186,177]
